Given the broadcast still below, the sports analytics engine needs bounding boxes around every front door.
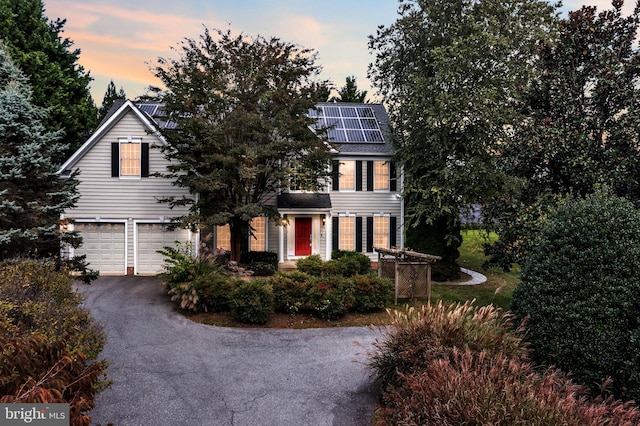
[294,217,312,256]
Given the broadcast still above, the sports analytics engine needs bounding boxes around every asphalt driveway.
[76,276,381,426]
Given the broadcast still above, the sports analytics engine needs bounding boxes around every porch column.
[325,214,332,260]
[279,222,285,263]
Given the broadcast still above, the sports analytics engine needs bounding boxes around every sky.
[43,0,637,105]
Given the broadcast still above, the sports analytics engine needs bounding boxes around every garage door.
[136,223,190,275]
[75,223,126,275]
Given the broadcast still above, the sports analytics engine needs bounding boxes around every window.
[250,217,267,251]
[373,215,390,249]
[216,225,231,251]
[373,161,389,191]
[339,215,355,250]
[120,142,141,176]
[112,137,148,178]
[339,161,355,191]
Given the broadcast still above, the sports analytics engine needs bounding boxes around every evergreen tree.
[151,28,333,262]
[0,0,97,161]
[97,80,127,122]
[0,42,79,258]
[330,76,368,103]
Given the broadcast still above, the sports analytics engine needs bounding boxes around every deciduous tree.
[368,0,558,278]
[151,28,333,261]
[485,0,640,270]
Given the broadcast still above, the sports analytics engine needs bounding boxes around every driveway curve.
[77,276,380,426]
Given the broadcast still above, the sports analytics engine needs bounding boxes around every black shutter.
[332,160,339,191]
[332,216,339,252]
[390,162,397,192]
[390,216,397,247]
[356,216,363,252]
[356,161,363,191]
[111,142,119,177]
[366,216,374,252]
[367,161,374,191]
[141,143,149,177]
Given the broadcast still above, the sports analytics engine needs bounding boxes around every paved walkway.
[77,277,380,426]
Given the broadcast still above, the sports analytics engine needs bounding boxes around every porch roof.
[277,193,331,210]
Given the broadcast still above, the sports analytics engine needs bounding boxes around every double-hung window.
[338,214,356,250]
[373,214,390,249]
[373,161,390,191]
[250,217,267,251]
[339,161,355,191]
[112,137,149,178]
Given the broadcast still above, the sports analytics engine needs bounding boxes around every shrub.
[510,192,640,400]
[377,348,640,426]
[246,261,277,277]
[306,276,353,320]
[270,271,309,314]
[158,241,217,284]
[231,279,274,324]
[194,272,239,312]
[351,274,393,313]
[0,259,105,360]
[0,331,107,426]
[330,250,372,276]
[296,255,323,276]
[241,251,278,268]
[368,301,526,393]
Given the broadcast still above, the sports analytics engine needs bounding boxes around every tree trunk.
[229,218,250,263]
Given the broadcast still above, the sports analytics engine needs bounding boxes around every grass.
[431,229,520,310]
[186,229,521,328]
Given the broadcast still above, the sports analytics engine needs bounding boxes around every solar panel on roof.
[310,106,384,143]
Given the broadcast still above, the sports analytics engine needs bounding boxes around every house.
[59,100,403,275]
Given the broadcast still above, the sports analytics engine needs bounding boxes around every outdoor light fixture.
[321,214,326,226]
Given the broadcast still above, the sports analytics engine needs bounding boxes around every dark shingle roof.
[277,193,331,209]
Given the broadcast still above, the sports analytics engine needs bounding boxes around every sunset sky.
[43,0,637,104]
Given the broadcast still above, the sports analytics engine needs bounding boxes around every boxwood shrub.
[230,279,274,324]
[271,271,309,314]
[511,192,640,400]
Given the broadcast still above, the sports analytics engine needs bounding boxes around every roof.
[312,102,393,155]
[58,99,167,174]
[277,193,332,210]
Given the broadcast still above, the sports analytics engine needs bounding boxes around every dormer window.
[111,137,149,178]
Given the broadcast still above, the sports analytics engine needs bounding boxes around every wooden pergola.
[374,247,442,304]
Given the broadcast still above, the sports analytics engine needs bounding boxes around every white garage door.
[136,223,190,275]
[75,222,126,275]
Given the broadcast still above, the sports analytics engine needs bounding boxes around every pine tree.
[97,80,127,122]
[0,42,79,258]
[330,76,368,103]
[0,0,97,161]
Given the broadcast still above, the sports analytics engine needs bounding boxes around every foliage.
[369,301,526,393]
[158,241,216,284]
[376,348,640,426]
[329,75,368,103]
[241,251,278,276]
[486,1,640,269]
[97,80,126,122]
[270,271,309,314]
[230,279,274,324]
[369,0,559,277]
[327,250,372,276]
[0,259,105,360]
[405,214,461,280]
[193,272,240,312]
[0,42,81,259]
[350,275,393,313]
[510,192,640,401]
[0,0,97,159]
[0,259,107,424]
[296,255,324,276]
[0,331,106,426]
[150,27,332,261]
[306,276,353,320]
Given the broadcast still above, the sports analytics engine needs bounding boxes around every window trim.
[373,161,390,192]
[338,213,356,251]
[373,213,391,250]
[338,160,356,192]
[115,137,146,179]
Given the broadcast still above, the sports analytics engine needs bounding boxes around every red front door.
[295,218,312,256]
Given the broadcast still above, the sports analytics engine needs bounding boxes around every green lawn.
[429,229,521,310]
